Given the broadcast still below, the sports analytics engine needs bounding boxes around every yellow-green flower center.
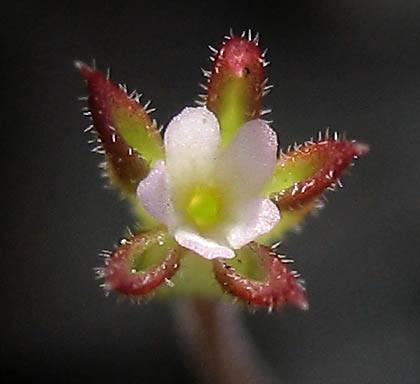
[185,186,223,229]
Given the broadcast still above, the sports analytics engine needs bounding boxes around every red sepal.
[76,62,155,194]
[100,232,181,297]
[213,243,308,310]
[272,139,369,210]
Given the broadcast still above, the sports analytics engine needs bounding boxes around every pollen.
[185,186,223,229]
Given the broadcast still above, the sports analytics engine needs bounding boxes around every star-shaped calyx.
[77,30,368,311]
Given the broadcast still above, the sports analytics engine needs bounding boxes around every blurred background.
[2,1,419,383]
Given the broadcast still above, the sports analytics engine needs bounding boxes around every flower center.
[185,186,223,229]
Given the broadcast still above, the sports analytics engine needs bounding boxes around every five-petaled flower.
[137,107,280,260]
[76,30,368,310]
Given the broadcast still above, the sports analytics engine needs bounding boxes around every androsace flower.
[76,30,368,310]
[137,107,280,260]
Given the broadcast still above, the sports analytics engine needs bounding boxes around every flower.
[137,107,280,260]
[77,30,368,310]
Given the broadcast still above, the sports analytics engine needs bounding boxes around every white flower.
[137,107,280,260]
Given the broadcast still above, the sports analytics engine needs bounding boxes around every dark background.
[2,1,419,383]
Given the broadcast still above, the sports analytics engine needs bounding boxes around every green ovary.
[185,186,224,229]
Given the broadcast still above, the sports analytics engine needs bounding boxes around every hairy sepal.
[262,136,369,210]
[213,243,308,310]
[98,229,181,297]
[76,61,164,195]
[205,34,267,147]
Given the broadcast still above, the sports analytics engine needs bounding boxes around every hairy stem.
[174,299,279,384]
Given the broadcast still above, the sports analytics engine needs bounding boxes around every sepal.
[262,134,369,210]
[76,61,164,195]
[213,243,308,310]
[204,31,268,147]
[96,229,182,298]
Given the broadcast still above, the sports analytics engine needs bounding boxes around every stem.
[174,299,279,384]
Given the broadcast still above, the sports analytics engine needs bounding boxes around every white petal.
[136,161,174,226]
[226,198,280,249]
[164,107,220,184]
[216,119,278,197]
[174,228,235,260]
